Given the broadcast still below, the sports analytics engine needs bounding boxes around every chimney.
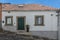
[18,4,24,8]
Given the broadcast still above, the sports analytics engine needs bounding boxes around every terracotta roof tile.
[2,4,58,11]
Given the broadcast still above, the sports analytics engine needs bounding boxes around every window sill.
[5,24,13,26]
[34,24,45,26]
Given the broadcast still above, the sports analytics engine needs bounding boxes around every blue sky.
[0,0,60,8]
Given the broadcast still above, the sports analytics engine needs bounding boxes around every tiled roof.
[2,4,58,11]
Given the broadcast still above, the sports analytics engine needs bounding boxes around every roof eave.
[2,10,58,11]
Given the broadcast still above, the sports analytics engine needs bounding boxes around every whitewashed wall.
[2,11,57,32]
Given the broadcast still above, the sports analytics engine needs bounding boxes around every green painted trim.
[16,16,26,31]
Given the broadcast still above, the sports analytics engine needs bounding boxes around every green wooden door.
[18,17,25,30]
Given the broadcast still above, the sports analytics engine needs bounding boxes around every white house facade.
[2,4,58,39]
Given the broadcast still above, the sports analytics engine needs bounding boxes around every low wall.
[30,31,57,39]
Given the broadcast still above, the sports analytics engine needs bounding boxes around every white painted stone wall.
[2,11,57,32]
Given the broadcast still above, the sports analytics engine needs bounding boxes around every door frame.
[16,16,26,32]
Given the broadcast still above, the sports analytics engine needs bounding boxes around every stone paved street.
[0,34,55,40]
[0,31,57,40]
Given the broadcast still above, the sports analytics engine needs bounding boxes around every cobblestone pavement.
[0,32,57,40]
[0,33,33,40]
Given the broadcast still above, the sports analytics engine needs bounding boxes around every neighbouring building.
[2,3,58,39]
[56,9,60,40]
[0,3,2,29]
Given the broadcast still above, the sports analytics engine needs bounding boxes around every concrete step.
[16,32,33,39]
[16,31,32,36]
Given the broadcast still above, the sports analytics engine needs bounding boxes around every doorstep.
[16,32,32,35]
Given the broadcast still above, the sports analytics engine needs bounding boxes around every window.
[5,16,13,26]
[35,16,44,26]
